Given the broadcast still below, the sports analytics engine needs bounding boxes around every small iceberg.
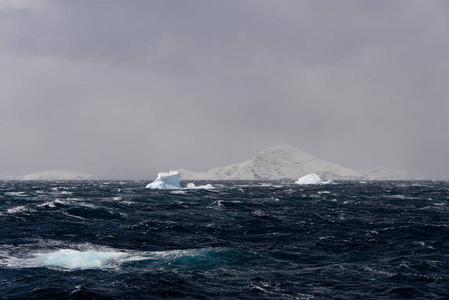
[295,173,333,185]
[146,171,183,189]
[146,171,213,190]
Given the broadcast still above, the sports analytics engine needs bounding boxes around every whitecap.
[37,249,129,269]
[171,190,188,195]
[4,247,232,271]
[121,201,135,206]
[185,183,215,189]
[2,248,129,270]
[6,206,30,214]
[4,192,27,196]
[38,201,56,208]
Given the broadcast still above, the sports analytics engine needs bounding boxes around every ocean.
[1,180,448,299]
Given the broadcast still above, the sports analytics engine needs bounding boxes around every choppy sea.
[1,180,449,299]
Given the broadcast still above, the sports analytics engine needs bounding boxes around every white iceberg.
[146,171,183,189]
[295,173,333,185]
[145,171,213,190]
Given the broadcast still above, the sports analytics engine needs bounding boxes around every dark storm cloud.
[1,0,448,179]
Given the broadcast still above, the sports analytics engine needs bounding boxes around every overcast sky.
[1,0,448,179]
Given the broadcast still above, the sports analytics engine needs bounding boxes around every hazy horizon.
[2,144,436,180]
[1,1,448,180]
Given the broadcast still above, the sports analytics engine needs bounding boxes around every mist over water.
[1,180,449,298]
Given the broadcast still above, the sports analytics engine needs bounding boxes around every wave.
[4,192,27,197]
[38,249,128,269]
[6,205,32,214]
[3,247,241,271]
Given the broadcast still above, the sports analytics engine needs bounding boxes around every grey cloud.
[1,0,448,179]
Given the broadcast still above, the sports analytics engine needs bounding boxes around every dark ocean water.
[1,180,449,299]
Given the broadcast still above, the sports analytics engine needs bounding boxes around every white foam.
[6,206,30,214]
[124,248,225,264]
[3,247,227,270]
[36,249,129,269]
[171,190,188,195]
[4,192,27,196]
[295,173,333,185]
[186,183,215,189]
[259,183,283,188]
[53,199,97,209]
[38,202,56,208]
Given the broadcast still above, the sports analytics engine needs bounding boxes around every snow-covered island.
[178,145,421,181]
[178,145,360,181]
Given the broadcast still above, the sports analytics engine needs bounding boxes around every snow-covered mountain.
[178,145,423,181]
[178,145,364,180]
[361,167,422,181]
[11,170,97,180]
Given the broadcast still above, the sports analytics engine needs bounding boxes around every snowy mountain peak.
[255,145,316,162]
[179,145,363,180]
[259,144,311,155]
